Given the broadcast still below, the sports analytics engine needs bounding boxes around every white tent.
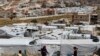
[42,26,57,31]
[0,38,33,46]
[36,39,100,45]
[36,39,100,56]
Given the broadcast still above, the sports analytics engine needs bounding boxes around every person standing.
[93,54,98,56]
[18,50,22,56]
[73,47,78,56]
[40,46,48,56]
[93,52,98,56]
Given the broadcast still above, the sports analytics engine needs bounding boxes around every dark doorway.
[90,15,98,24]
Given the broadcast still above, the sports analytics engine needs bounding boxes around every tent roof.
[36,39,100,45]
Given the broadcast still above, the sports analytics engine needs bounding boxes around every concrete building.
[70,13,98,25]
[90,14,98,24]
[72,13,89,24]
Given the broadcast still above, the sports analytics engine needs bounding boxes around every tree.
[44,21,49,25]
[41,2,47,8]
[31,19,37,23]
[9,12,16,20]
[64,2,69,7]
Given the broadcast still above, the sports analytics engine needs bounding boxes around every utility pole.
[88,14,91,25]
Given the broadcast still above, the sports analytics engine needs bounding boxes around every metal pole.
[89,14,91,25]
[60,34,62,56]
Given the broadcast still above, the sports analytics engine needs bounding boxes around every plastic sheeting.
[61,44,100,56]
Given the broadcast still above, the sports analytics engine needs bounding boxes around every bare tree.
[9,12,16,20]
